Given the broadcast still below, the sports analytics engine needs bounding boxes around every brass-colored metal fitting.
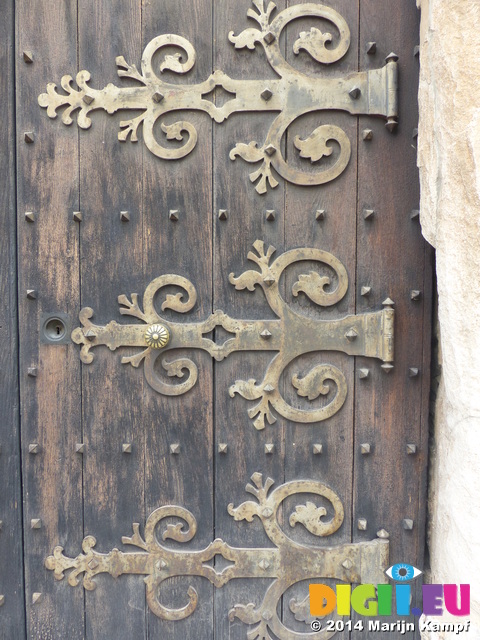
[145,324,170,349]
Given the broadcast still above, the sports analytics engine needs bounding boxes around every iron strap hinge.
[46,473,389,639]
[38,1,398,194]
[72,241,395,428]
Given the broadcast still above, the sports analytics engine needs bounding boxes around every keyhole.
[44,318,67,342]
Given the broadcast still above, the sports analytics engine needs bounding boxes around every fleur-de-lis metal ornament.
[72,240,394,428]
[46,473,389,639]
[39,1,398,194]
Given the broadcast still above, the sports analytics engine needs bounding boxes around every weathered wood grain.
[16,0,84,637]
[0,0,26,636]
[353,2,429,638]
[141,1,215,639]
[77,1,146,638]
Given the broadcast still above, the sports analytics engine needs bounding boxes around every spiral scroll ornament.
[46,473,389,639]
[39,1,398,195]
[71,240,394,428]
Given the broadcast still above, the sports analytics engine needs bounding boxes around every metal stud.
[264,144,276,157]
[266,210,275,221]
[260,330,272,339]
[263,275,275,287]
[26,289,37,300]
[258,559,270,570]
[403,518,414,530]
[313,444,323,455]
[120,211,130,222]
[406,444,417,455]
[122,443,132,454]
[386,52,399,63]
[414,45,420,58]
[25,211,36,223]
[31,518,42,529]
[342,559,353,570]
[410,209,420,220]
[357,518,368,531]
[218,209,228,221]
[0,595,4,607]
[218,443,228,454]
[24,132,35,143]
[170,443,180,455]
[409,367,419,378]
[315,209,326,221]
[261,88,273,101]
[27,367,38,378]
[360,443,371,455]
[383,298,395,307]
[362,129,373,141]
[363,209,375,221]
[349,87,361,100]
[366,42,377,55]
[359,368,370,380]
[152,91,165,103]
[83,94,94,105]
[262,610,273,620]
[385,117,398,133]
[29,443,40,454]
[381,363,394,373]
[345,328,358,342]
[32,593,43,605]
[72,211,82,223]
[377,529,389,539]
[361,286,372,297]
[411,290,422,301]
[75,443,85,454]
[263,31,275,45]
[23,50,34,63]
[169,210,179,222]
[84,329,97,341]
[265,443,275,454]
[264,384,275,394]
[88,558,99,570]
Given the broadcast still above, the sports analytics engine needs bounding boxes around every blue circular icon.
[385,563,422,582]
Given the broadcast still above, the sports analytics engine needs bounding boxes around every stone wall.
[417,0,480,637]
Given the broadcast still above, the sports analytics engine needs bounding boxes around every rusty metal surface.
[46,473,389,639]
[72,240,395,428]
[38,1,398,194]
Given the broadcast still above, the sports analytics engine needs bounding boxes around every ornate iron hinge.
[46,473,389,639]
[38,1,398,194]
[72,240,394,428]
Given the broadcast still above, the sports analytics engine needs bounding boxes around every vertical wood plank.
[77,1,146,638]
[283,2,358,637]
[213,1,286,638]
[354,2,429,638]
[16,0,84,637]
[0,0,26,635]
[141,1,215,639]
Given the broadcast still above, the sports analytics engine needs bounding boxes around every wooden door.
[2,0,431,638]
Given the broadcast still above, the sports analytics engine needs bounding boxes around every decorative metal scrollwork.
[72,240,395,428]
[46,473,389,639]
[39,0,398,194]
